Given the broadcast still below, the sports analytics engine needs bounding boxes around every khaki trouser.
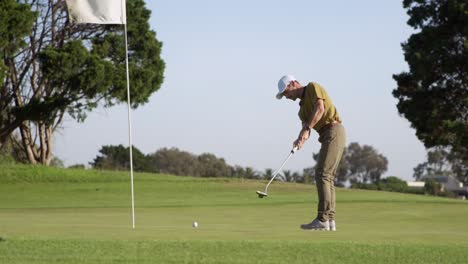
[315,124,346,222]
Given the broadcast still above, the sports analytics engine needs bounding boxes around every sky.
[54,0,428,181]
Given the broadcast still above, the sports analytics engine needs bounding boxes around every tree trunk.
[39,122,47,164]
[19,120,54,165]
[19,122,37,165]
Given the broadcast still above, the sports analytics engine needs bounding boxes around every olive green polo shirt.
[298,82,342,132]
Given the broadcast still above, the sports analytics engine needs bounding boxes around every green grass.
[1,163,467,263]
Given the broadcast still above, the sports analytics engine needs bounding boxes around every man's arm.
[294,99,325,149]
[304,99,325,130]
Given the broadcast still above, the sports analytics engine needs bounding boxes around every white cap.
[276,75,296,99]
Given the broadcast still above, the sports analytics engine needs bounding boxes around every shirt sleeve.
[313,83,326,99]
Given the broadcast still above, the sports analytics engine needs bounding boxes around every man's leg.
[315,125,346,222]
[329,125,345,220]
[329,179,336,220]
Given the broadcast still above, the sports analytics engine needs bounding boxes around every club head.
[256,190,268,198]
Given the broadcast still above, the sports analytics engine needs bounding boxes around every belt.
[318,121,340,134]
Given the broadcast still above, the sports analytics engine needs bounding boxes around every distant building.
[407,181,425,188]
[407,176,467,199]
[424,175,463,192]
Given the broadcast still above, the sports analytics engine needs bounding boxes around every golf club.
[256,146,298,198]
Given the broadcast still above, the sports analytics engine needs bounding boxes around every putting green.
[1,164,467,263]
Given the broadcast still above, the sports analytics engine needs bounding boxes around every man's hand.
[293,128,310,150]
[293,99,323,150]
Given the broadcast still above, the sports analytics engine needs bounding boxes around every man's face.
[282,81,297,101]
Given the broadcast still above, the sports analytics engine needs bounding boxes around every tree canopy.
[91,144,151,172]
[393,0,467,164]
[92,146,249,178]
[0,0,165,165]
[0,0,36,146]
[414,146,467,184]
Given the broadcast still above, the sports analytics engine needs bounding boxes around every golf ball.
[192,221,198,228]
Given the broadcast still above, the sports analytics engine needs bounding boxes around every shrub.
[0,153,15,165]
[350,183,378,190]
[68,164,86,169]
[406,187,425,195]
[424,179,443,196]
[378,176,408,192]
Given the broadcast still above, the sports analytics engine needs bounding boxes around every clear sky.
[54,0,428,181]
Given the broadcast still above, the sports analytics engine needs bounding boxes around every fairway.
[1,164,467,263]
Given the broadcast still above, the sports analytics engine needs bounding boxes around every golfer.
[276,75,346,231]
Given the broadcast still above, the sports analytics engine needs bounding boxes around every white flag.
[66,0,126,24]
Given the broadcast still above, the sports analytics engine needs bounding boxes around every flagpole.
[66,0,135,229]
[122,1,135,229]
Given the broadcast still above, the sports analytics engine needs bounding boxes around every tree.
[49,156,64,168]
[0,0,36,83]
[345,142,388,184]
[244,167,259,179]
[0,0,37,146]
[0,134,28,164]
[1,0,165,165]
[448,151,468,185]
[292,171,302,183]
[282,170,292,182]
[147,147,199,176]
[414,146,468,184]
[413,147,453,180]
[197,153,232,177]
[280,170,300,182]
[393,0,467,168]
[148,147,235,178]
[262,168,273,180]
[232,165,246,178]
[91,144,151,172]
[302,167,314,184]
